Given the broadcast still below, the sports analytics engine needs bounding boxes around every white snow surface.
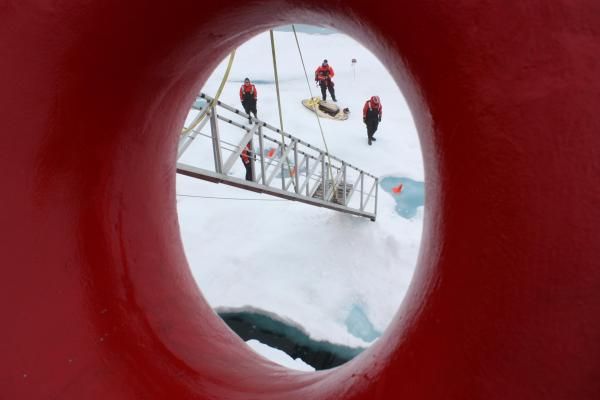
[246,340,315,372]
[177,29,423,352]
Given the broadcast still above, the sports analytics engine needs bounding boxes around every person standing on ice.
[363,96,382,145]
[314,59,337,102]
[240,142,254,181]
[239,77,258,123]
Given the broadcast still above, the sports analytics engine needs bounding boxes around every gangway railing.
[176,93,378,220]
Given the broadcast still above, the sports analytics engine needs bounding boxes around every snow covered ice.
[176,26,424,369]
[246,340,315,372]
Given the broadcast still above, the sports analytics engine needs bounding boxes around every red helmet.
[370,96,380,104]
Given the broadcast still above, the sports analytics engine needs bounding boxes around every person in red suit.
[239,77,258,123]
[239,142,254,181]
[314,59,337,102]
[363,96,382,145]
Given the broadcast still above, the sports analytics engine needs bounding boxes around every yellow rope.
[181,49,236,135]
[305,97,321,108]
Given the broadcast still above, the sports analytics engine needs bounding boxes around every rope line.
[269,29,298,192]
[181,49,236,135]
[292,24,340,201]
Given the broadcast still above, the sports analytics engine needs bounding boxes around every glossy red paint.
[2,1,600,399]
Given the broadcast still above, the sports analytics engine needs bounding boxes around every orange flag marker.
[392,183,403,194]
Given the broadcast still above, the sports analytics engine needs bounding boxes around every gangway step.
[312,182,354,205]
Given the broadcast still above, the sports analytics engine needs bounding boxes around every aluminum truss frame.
[177,93,378,220]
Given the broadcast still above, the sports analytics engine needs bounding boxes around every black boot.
[371,137,376,141]
[368,138,372,145]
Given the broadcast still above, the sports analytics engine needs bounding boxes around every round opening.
[11,2,593,398]
[176,24,423,371]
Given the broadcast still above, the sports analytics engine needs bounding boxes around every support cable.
[291,25,340,201]
[269,29,298,192]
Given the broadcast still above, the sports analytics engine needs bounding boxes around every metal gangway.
[177,93,378,220]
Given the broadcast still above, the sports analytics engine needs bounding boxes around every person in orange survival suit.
[314,59,337,102]
[239,77,258,123]
[240,142,254,181]
[363,96,382,146]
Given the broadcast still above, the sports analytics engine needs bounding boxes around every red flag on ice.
[392,184,403,194]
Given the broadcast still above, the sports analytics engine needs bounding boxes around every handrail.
[205,109,342,173]
[197,93,377,180]
[179,93,379,220]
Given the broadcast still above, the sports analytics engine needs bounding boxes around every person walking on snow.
[239,77,258,123]
[240,142,254,181]
[363,96,382,145]
[314,59,337,102]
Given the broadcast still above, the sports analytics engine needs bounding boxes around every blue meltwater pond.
[380,176,425,219]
